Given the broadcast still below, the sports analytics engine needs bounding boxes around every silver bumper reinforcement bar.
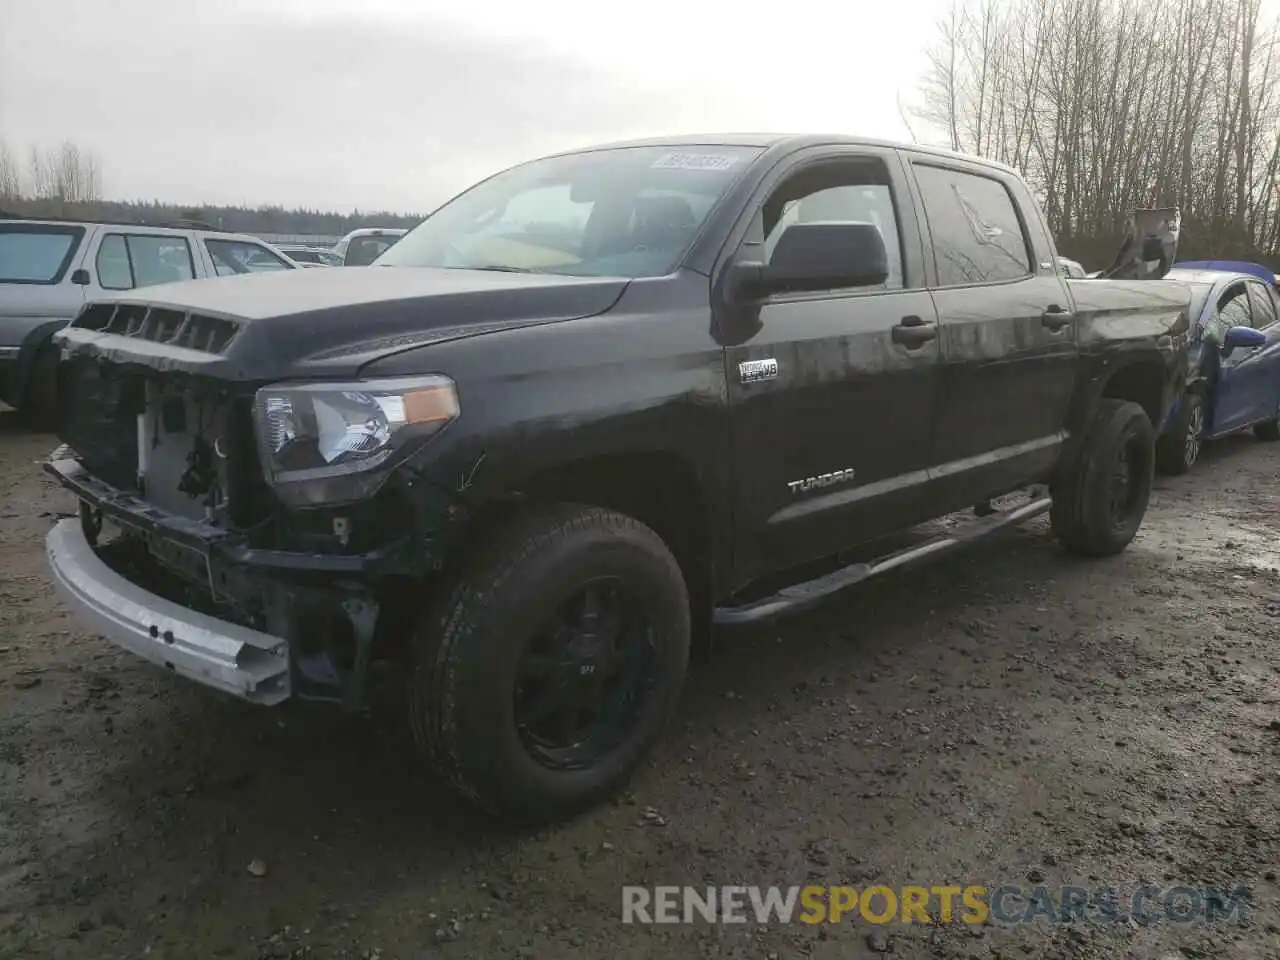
[46,519,292,704]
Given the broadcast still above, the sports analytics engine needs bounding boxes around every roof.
[543,133,1021,176]
[1172,260,1278,284]
[1163,267,1270,326]
[0,214,237,236]
[1164,267,1259,286]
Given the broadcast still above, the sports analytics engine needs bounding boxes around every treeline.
[916,0,1280,269]
[0,138,422,236]
[1,197,424,236]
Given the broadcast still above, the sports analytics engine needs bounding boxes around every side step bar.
[713,491,1053,626]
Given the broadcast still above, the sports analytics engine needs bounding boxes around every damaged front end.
[43,303,462,708]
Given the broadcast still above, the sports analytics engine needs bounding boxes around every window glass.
[378,144,761,278]
[1246,282,1277,329]
[1206,287,1251,344]
[912,164,1032,286]
[753,159,904,292]
[129,235,195,286]
[0,225,84,284]
[765,185,903,290]
[96,234,132,289]
[207,239,294,276]
[344,236,400,266]
[96,233,195,290]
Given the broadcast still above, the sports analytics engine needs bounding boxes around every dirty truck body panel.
[43,134,1192,713]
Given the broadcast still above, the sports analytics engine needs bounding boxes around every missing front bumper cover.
[47,518,292,704]
[43,454,389,708]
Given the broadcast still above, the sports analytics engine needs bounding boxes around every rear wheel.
[1155,391,1204,475]
[408,504,690,823]
[1254,417,1280,442]
[1051,399,1155,557]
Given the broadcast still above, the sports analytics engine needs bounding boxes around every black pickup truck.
[43,135,1192,822]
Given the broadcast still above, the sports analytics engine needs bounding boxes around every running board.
[713,493,1053,626]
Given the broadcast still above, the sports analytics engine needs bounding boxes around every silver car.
[0,217,296,424]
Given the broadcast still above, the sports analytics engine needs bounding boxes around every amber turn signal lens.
[403,385,460,424]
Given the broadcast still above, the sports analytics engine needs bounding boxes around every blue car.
[1157,265,1280,473]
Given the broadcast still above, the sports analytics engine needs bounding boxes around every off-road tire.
[23,345,59,431]
[1051,399,1154,557]
[1254,417,1280,442]
[1155,390,1204,475]
[408,504,690,823]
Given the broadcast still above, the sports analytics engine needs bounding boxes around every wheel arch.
[397,450,719,662]
[1099,358,1167,430]
[8,320,67,414]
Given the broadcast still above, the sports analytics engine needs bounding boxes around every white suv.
[0,218,297,424]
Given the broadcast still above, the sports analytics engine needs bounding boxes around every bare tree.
[0,139,21,200]
[27,141,103,204]
[914,0,1280,263]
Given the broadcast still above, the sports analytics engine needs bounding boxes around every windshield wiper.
[466,264,536,274]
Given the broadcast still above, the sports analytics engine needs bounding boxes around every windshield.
[377,145,762,278]
[0,224,86,284]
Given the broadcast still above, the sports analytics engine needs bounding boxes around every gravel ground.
[1,406,1279,960]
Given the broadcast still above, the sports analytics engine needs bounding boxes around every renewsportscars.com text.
[621,885,1252,926]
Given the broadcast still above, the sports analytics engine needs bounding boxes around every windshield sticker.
[650,152,742,172]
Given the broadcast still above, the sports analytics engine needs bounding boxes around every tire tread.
[408,503,686,821]
[1051,398,1154,557]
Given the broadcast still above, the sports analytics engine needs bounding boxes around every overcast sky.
[0,0,1133,213]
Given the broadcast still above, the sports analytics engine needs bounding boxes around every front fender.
[1,318,70,407]
[355,273,736,592]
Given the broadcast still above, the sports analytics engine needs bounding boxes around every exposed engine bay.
[138,385,235,523]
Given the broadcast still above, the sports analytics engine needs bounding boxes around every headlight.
[252,375,459,487]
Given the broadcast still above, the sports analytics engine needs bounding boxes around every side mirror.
[70,268,90,286]
[1223,325,1266,353]
[728,222,888,302]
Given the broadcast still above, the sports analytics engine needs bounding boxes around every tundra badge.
[788,468,857,494]
[739,358,778,384]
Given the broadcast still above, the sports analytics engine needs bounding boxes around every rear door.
[719,145,942,581]
[94,230,198,291]
[1244,280,1280,425]
[905,156,1078,512]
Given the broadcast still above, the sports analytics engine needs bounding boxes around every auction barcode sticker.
[650,152,741,171]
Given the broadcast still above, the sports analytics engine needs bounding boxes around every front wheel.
[408,504,690,823]
[1051,399,1155,557]
[1155,390,1204,475]
[22,345,59,431]
[1254,417,1280,442]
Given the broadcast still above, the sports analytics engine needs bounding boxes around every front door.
[905,158,1079,512]
[718,147,942,584]
[1215,279,1280,432]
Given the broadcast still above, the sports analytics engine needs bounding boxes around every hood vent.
[73,303,242,355]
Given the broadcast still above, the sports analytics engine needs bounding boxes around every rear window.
[345,235,401,266]
[0,224,86,284]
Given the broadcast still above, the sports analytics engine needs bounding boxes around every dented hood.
[52,266,629,382]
